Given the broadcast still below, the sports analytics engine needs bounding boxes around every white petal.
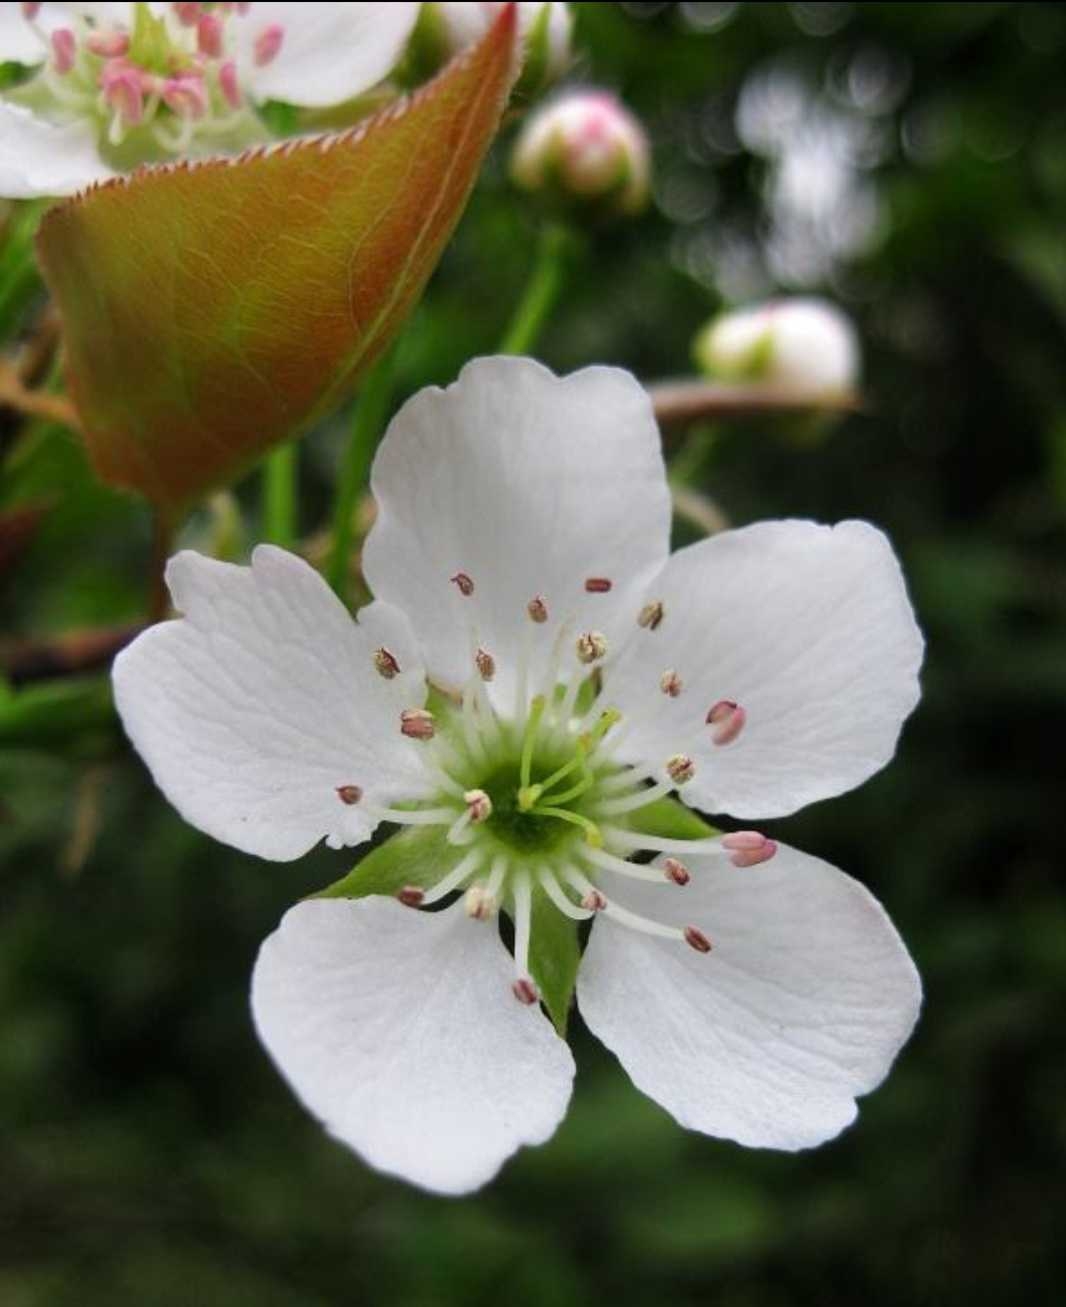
[578,842,921,1150]
[0,5,45,64]
[252,897,575,1194]
[112,546,428,861]
[238,2,420,108]
[363,356,672,707]
[604,519,923,817]
[0,102,113,198]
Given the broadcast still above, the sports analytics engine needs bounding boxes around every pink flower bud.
[511,89,651,216]
[51,28,76,75]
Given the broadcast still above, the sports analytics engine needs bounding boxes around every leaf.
[528,893,580,1037]
[35,7,518,517]
[624,795,718,842]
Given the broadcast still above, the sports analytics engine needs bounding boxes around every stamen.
[22,3,43,19]
[161,74,207,121]
[484,853,508,903]
[197,12,223,57]
[474,647,495,681]
[368,804,458,827]
[538,868,594,920]
[721,830,778,868]
[450,571,475,597]
[173,3,202,25]
[600,826,734,856]
[420,849,482,905]
[637,600,664,630]
[584,577,613,593]
[86,30,129,58]
[527,594,549,624]
[510,874,538,1004]
[464,883,497,920]
[397,886,424,907]
[253,22,284,67]
[400,708,435,740]
[576,631,607,665]
[103,65,145,128]
[51,28,76,74]
[335,784,363,805]
[684,926,713,953]
[373,646,401,679]
[594,777,672,816]
[581,887,607,912]
[660,669,683,697]
[583,845,675,884]
[563,868,699,943]
[665,754,695,785]
[460,678,489,767]
[707,700,746,746]
[463,789,492,824]
[218,59,241,109]
[663,857,691,885]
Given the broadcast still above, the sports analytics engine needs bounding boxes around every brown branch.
[649,379,861,428]
[0,360,81,431]
[1,623,144,686]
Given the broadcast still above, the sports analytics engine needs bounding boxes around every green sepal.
[622,795,718,842]
[528,893,580,1037]
[316,825,450,901]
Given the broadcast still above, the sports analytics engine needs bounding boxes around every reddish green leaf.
[35,6,518,516]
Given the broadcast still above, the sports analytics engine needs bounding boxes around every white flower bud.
[429,2,572,90]
[511,89,651,217]
[694,298,860,395]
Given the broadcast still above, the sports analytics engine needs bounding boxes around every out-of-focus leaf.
[35,7,518,517]
[0,675,117,755]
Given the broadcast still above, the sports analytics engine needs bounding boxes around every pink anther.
[721,831,777,869]
[253,22,284,67]
[706,699,746,746]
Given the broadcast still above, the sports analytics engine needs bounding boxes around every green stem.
[263,443,297,549]
[327,350,397,601]
[498,222,573,356]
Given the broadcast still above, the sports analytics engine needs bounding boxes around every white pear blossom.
[694,296,860,394]
[0,2,420,197]
[113,355,923,1195]
[511,87,650,215]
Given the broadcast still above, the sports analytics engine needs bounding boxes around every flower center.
[17,2,272,164]
[338,571,777,1006]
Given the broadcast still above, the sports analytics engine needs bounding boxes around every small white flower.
[0,2,420,197]
[695,297,861,394]
[511,87,650,215]
[113,355,924,1195]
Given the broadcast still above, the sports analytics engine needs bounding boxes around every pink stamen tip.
[722,831,777,868]
[450,571,475,597]
[663,858,690,886]
[512,977,539,1006]
[173,2,202,26]
[475,647,496,682]
[397,886,425,907]
[103,66,144,124]
[218,59,241,109]
[162,73,208,120]
[51,28,76,75]
[527,595,549,624]
[581,889,607,912]
[584,577,613,593]
[707,699,746,746]
[373,646,401,679]
[335,785,362,806]
[253,22,284,67]
[86,30,130,58]
[684,925,713,954]
[400,708,436,741]
[197,13,223,58]
[22,2,42,18]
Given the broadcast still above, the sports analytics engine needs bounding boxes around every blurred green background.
[2,2,1064,1303]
